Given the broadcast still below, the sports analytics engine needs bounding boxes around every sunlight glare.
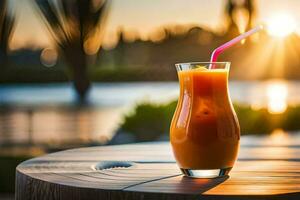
[270,129,289,145]
[266,14,297,38]
[266,81,288,114]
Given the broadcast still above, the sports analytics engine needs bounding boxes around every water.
[0,82,179,106]
[1,81,300,146]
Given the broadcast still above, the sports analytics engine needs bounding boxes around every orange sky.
[9,0,300,50]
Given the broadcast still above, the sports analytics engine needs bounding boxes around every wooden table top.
[16,133,300,200]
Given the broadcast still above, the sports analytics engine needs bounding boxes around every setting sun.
[266,14,297,38]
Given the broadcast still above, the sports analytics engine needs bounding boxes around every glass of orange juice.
[170,62,240,178]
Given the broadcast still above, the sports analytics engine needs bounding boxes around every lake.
[1,80,300,147]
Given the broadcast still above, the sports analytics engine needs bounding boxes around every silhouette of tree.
[34,0,110,103]
[225,0,256,34]
[0,0,15,67]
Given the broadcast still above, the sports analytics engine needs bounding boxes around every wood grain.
[16,135,300,200]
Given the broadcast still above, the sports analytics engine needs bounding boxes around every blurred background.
[1,0,300,198]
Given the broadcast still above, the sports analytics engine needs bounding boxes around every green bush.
[121,101,177,141]
[120,101,300,141]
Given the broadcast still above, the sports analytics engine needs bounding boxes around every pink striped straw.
[209,25,263,68]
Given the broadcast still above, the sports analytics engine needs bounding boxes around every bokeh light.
[40,48,58,67]
[266,14,297,38]
[266,81,288,114]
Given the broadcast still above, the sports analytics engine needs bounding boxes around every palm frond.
[1,14,15,51]
[35,0,68,45]
[0,0,16,54]
[92,0,110,28]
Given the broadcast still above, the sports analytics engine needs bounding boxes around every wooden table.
[16,134,300,200]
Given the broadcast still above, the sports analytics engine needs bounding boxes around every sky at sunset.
[9,0,300,50]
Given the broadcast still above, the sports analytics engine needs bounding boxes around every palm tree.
[34,0,110,103]
[225,0,256,34]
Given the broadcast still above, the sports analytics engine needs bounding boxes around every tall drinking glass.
[170,62,240,178]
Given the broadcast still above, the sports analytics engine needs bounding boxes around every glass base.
[181,167,232,178]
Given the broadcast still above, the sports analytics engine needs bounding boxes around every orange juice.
[170,63,240,178]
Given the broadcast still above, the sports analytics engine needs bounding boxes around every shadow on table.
[175,175,229,194]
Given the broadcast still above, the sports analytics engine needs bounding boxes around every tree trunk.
[64,47,91,104]
[73,61,90,103]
